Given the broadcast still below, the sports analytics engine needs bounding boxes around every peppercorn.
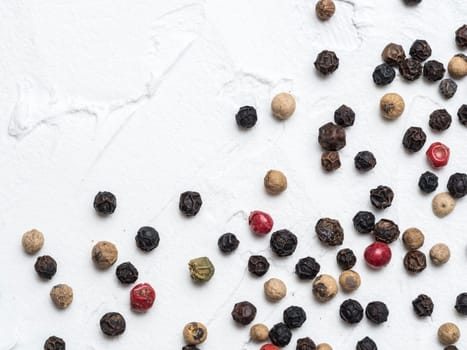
[432,192,456,218]
[297,337,317,350]
[447,173,467,198]
[249,211,274,235]
[448,54,467,78]
[318,122,346,151]
[455,293,467,315]
[372,63,395,85]
[439,79,457,99]
[456,24,467,49]
[135,226,160,252]
[429,109,452,131]
[116,262,139,284]
[317,343,333,350]
[412,294,434,317]
[50,284,73,309]
[410,39,432,61]
[250,323,269,342]
[402,227,424,250]
[182,345,200,350]
[179,191,202,217]
[374,219,400,244]
[270,229,298,256]
[365,301,389,324]
[336,248,356,270]
[92,241,118,269]
[339,270,361,292]
[283,305,307,329]
[22,229,44,254]
[35,255,57,279]
[364,242,391,269]
[231,301,257,325]
[315,0,335,20]
[402,126,427,152]
[458,105,467,126]
[261,345,280,350]
[44,336,65,350]
[370,185,394,209]
[339,299,363,324]
[404,250,427,273]
[183,322,207,345]
[100,312,126,336]
[248,255,270,276]
[430,243,450,265]
[399,58,422,81]
[445,346,459,350]
[93,191,116,215]
[382,43,405,66]
[380,93,404,119]
[418,171,438,193]
[235,106,257,128]
[321,151,341,172]
[426,142,450,168]
[315,218,344,246]
[314,50,339,75]
[295,256,320,280]
[312,274,338,302]
[403,0,422,4]
[271,93,296,120]
[217,232,239,253]
[438,323,460,345]
[423,60,446,81]
[264,169,288,195]
[334,104,355,127]
[352,211,375,234]
[269,322,292,347]
[130,283,156,312]
[188,257,215,282]
[354,151,376,172]
[264,278,287,301]
[356,337,377,350]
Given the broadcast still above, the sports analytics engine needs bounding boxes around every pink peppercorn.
[249,211,274,235]
[426,142,450,168]
[130,283,156,312]
[364,242,392,269]
[260,344,280,350]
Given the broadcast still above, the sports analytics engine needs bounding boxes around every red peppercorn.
[249,211,274,235]
[426,142,450,168]
[260,344,280,350]
[130,283,156,312]
[364,242,392,269]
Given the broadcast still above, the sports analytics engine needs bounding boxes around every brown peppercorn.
[403,250,427,273]
[402,227,424,250]
[455,24,467,49]
[315,0,335,20]
[399,58,423,81]
[317,344,333,350]
[92,241,118,269]
[312,274,338,302]
[370,185,394,209]
[264,278,287,301]
[321,151,341,172]
[380,93,404,119]
[339,270,361,293]
[315,218,344,246]
[264,169,287,195]
[231,301,257,325]
[22,229,44,254]
[50,284,73,309]
[318,122,346,151]
[438,322,460,345]
[250,323,269,342]
[271,93,296,120]
[429,109,452,131]
[448,54,467,78]
[314,50,339,75]
[432,192,456,218]
[183,322,207,345]
[374,219,400,244]
[429,243,450,265]
[382,43,405,66]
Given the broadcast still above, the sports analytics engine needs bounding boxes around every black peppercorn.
[353,211,375,234]
[404,250,427,273]
[179,191,202,217]
[100,312,126,336]
[409,39,432,61]
[321,151,341,172]
[372,63,396,86]
[429,109,452,131]
[374,219,400,244]
[93,191,117,215]
[116,262,139,284]
[418,171,438,193]
[455,292,467,315]
[314,50,339,75]
[135,226,160,252]
[423,60,445,81]
[248,255,270,276]
[445,346,459,350]
[370,185,394,209]
[339,299,364,324]
[296,337,317,350]
[235,106,257,129]
[334,105,355,127]
[402,126,426,152]
[231,301,257,325]
[283,305,307,328]
[456,24,467,49]
[412,294,433,317]
[315,218,344,246]
[295,256,320,280]
[439,79,457,99]
[35,255,57,280]
[458,105,467,126]
[354,151,377,172]
[270,229,298,257]
[399,58,422,81]
[269,322,292,347]
[336,248,356,270]
[217,232,240,253]
[447,173,467,198]
[365,301,389,324]
[403,0,422,3]
[356,336,377,350]
[44,336,65,350]
[318,122,346,151]
[182,346,200,350]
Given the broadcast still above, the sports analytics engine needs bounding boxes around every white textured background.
[0,0,466,349]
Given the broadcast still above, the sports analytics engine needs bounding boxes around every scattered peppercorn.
[179,191,202,217]
[438,322,460,345]
[248,255,270,277]
[372,63,396,85]
[423,60,446,81]
[404,0,422,4]
[315,218,344,246]
[412,294,434,317]
[295,256,320,280]
[336,248,356,270]
[447,173,467,198]
[135,226,160,252]
[364,242,392,269]
[429,109,452,131]
[312,274,338,302]
[116,262,139,284]
[339,270,361,292]
[22,229,44,254]
[317,343,333,350]
[426,142,450,168]
[402,126,427,152]
[130,283,156,312]
[410,39,432,61]
[339,299,364,324]
[382,43,405,66]
[418,171,438,193]
[283,305,307,328]
[318,122,346,151]
[217,232,240,253]
[402,227,424,250]
[314,50,339,75]
[92,241,118,269]
[271,93,296,120]
[455,293,467,315]
[261,345,280,350]
[35,255,57,279]
[315,0,335,20]
[445,346,459,350]
[264,169,288,195]
[100,312,126,336]
[297,337,317,350]
[458,105,467,126]
[353,211,375,234]
[380,93,404,119]
[269,322,292,347]
[235,106,257,129]
[365,301,389,324]
[188,257,215,282]
[448,54,467,78]
[374,219,400,244]
[432,192,456,218]
[249,211,274,235]
[354,151,377,172]
[334,104,355,127]
[404,250,427,273]
[321,151,341,172]
[429,243,450,265]
[250,323,269,342]
[231,301,257,325]
[50,284,73,309]
[399,58,422,81]
[93,191,116,215]
[455,24,467,49]
[439,79,457,99]
[270,229,298,256]
[370,185,394,209]
[182,345,200,350]
[44,336,65,350]
[183,322,207,345]
[264,278,287,301]
[356,337,377,350]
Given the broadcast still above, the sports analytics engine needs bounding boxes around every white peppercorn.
[22,229,44,254]
[264,278,287,301]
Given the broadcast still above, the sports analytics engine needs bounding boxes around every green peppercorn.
[188,257,215,282]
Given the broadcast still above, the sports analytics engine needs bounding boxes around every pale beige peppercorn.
[271,93,296,120]
[50,284,73,309]
[338,270,361,293]
[402,227,424,250]
[432,192,456,218]
[183,322,208,345]
[264,278,287,301]
[447,55,467,78]
[92,241,118,269]
[312,274,338,302]
[250,323,269,342]
[380,93,405,119]
[264,170,287,195]
[315,0,336,20]
[438,322,460,345]
[430,243,450,265]
[22,229,44,254]
[317,343,333,350]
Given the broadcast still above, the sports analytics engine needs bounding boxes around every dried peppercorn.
[354,151,376,172]
[269,323,292,347]
[353,211,375,234]
[44,336,65,350]
[339,270,361,292]
[135,226,160,252]
[447,173,467,198]
[445,346,459,350]
[430,243,450,265]
[92,241,118,269]
[418,171,438,193]
[455,293,467,315]
[426,142,450,168]
[231,301,257,325]
[317,343,333,350]
[380,93,404,119]
[250,323,269,342]
[318,122,346,151]
[297,337,317,350]
[449,54,467,78]
[438,323,460,345]
[370,185,394,209]
[188,257,215,282]
[295,256,320,280]
[458,105,467,126]
[410,40,432,61]
[365,301,389,324]
[336,248,356,270]
[399,58,422,81]
[374,219,400,244]
[456,24,467,49]
[264,169,288,194]
[235,106,257,129]
[439,79,458,99]
[261,345,280,350]
[321,151,341,172]
[403,0,422,4]
[312,274,338,302]
[270,229,298,256]
[271,93,296,120]
[432,192,456,218]
[248,255,270,276]
[179,191,202,217]
[429,109,452,131]
[315,218,344,246]
[182,345,200,350]
[217,233,239,253]
[334,105,355,127]
[412,294,434,317]
[116,262,139,284]
[264,278,287,301]
[356,337,377,350]
[339,299,364,324]
[35,255,57,279]
[183,322,207,345]
[404,250,427,273]
[423,60,445,81]
[364,242,391,269]
[314,50,339,75]
[283,306,307,328]
[372,63,395,85]
[100,312,126,336]
[402,126,426,152]
[130,283,156,312]
[93,191,116,215]
[50,284,73,309]
[22,229,44,254]
[402,228,424,250]
[249,211,274,235]
[382,43,405,66]
[315,0,335,20]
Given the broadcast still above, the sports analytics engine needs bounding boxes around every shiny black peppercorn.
[423,60,445,81]
[412,294,433,317]
[35,255,57,279]
[283,305,307,328]
[93,191,117,215]
[315,218,344,246]
[409,39,432,61]
[447,173,467,198]
[458,105,467,126]
[354,151,377,172]
[372,63,395,85]
[235,106,257,129]
[374,219,400,244]
[339,299,364,324]
[269,322,292,347]
[217,232,240,253]
[365,301,389,324]
[100,312,126,336]
[179,191,202,217]
[399,58,422,81]
[370,185,394,209]
[270,229,298,257]
[402,127,426,152]
[455,292,467,315]
[456,24,467,49]
[318,122,346,151]
[336,248,356,270]
[418,171,438,193]
[116,262,139,284]
[135,226,160,252]
[353,211,375,234]
[314,50,339,75]
[231,301,257,325]
[296,337,317,350]
[439,79,457,99]
[295,256,320,280]
[429,109,452,131]
[248,255,270,276]
[44,336,65,350]
[334,104,355,127]
[356,336,377,350]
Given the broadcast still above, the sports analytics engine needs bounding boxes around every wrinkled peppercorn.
[135,226,160,252]
[353,211,375,234]
[456,24,467,49]
[318,122,346,151]
[182,346,200,350]
[409,40,432,61]
[295,256,320,280]
[232,301,257,325]
[236,106,257,129]
[399,58,422,81]
[439,79,458,99]
[314,50,339,75]
[334,105,355,127]
[447,173,467,198]
[94,191,117,215]
[217,233,239,253]
[248,255,270,277]
[315,218,344,246]
[313,274,338,302]
[35,255,57,279]
[455,293,467,315]
[402,126,426,152]
[374,219,400,244]
[372,63,395,85]
[321,151,341,172]
[269,323,292,347]
[370,185,394,209]
[458,105,467,126]
[188,257,215,282]
[382,43,405,66]
[354,151,377,172]
[44,336,65,350]
[270,229,298,257]
[429,109,452,131]
[339,299,364,324]
[412,294,433,317]
[297,337,317,350]
[116,262,139,284]
[315,0,335,20]
[179,191,202,217]
[356,337,377,350]
[283,306,307,328]
[423,60,445,81]
[183,322,207,345]
[130,283,156,312]
[100,312,126,336]
[336,248,356,270]
[92,241,118,269]
[404,250,427,273]
[365,301,389,324]
[418,171,439,193]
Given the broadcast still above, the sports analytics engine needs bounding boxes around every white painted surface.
[0,0,466,349]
